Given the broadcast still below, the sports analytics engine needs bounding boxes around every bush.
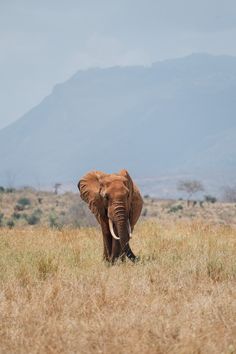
[49,212,59,228]
[26,209,42,225]
[5,188,16,193]
[17,197,31,207]
[168,204,183,213]
[0,213,4,226]
[60,201,97,228]
[222,186,236,203]
[142,208,148,216]
[0,186,5,193]
[26,214,39,225]
[48,201,96,228]
[38,197,43,204]
[12,212,21,220]
[21,213,28,220]
[204,195,217,203]
[7,219,15,229]
[14,204,25,212]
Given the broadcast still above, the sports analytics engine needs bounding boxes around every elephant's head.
[78,169,142,262]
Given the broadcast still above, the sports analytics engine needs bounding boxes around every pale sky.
[1,0,236,129]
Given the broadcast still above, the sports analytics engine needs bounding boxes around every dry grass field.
[0,220,235,354]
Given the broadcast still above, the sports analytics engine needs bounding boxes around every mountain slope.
[0,53,235,192]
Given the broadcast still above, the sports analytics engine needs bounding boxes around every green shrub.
[26,214,39,225]
[168,204,183,213]
[26,209,42,225]
[0,186,5,193]
[12,212,21,220]
[49,212,59,228]
[17,197,31,207]
[7,219,15,229]
[0,213,4,226]
[142,208,148,216]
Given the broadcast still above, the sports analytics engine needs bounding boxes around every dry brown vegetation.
[0,189,96,228]
[144,197,236,226]
[0,188,236,228]
[0,220,235,354]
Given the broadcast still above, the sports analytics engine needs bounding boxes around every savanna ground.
[0,221,236,353]
[0,189,236,353]
[0,188,236,227]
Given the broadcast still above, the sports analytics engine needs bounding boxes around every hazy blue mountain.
[0,53,235,196]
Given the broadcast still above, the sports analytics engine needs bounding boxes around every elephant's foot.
[109,252,125,264]
[103,251,111,262]
[122,244,139,263]
[120,254,126,262]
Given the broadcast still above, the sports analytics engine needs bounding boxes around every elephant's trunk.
[113,205,137,262]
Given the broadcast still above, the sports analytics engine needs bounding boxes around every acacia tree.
[54,183,62,195]
[177,179,204,206]
[222,186,236,202]
[5,170,16,189]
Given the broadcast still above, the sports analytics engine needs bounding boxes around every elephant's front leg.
[100,221,112,262]
[111,238,122,263]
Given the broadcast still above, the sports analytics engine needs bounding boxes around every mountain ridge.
[0,53,235,196]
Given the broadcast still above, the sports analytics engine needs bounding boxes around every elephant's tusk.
[128,221,132,238]
[108,219,120,240]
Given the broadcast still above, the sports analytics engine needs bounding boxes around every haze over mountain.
[0,53,235,196]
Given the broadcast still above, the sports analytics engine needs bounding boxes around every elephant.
[78,169,143,263]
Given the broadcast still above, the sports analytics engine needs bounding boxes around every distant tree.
[204,195,217,203]
[177,180,204,206]
[5,170,16,189]
[54,183,62,195]
[6,188,16,193]
[0,188,3,208]
[222,186,236,203]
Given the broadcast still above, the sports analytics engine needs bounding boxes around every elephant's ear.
[119,169,143,230]
[78,171,106,222]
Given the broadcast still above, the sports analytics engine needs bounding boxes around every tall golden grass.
[0,220,235,353]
